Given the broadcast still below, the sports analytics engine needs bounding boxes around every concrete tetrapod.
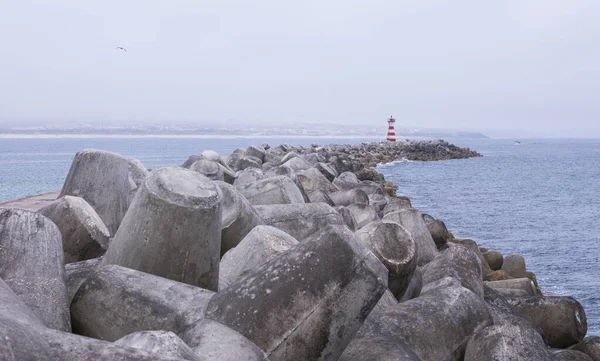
[71,264,215,341]
[332,171,360,190]
[296,167,339,194]
[464,324,553,361]
[39,195,110,263]
[236,175,305,205]
[219,225,298,290]
[115,331,201,361]
[327,188,369,207]
[306,190,336,206]
[0,208,71,332]
[215,181,264,256]
[190,159,225,181]
[314,162,338,181]
[40,329,191,361]
[382,197,412,215]
[506,296,588,348]
[383,208,438,266]
[485,278,537,296]
[103,167,222,290]
[203,225,388,361]
[552,349,594,361]
[501,254,528,278]
[254,203,345,241]
[233,168,265,187]
[422,243,485,298]
[181,319,267,361]
[334,206,359,231]
[0,278,54,360]
[569,337,600,361]
[60,149,131,235]
[356,220,417,299]
[347,203,380,229]
[65,256,103,303]
[340,279,493,361]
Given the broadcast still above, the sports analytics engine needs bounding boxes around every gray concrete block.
[71,264,215,341]
[65,256,103,304]
[0,208,70,332]
[356,220,417,299]
[237,176,305,206]
[219,225,298,290]
[255,203,345,241]
[328,189,369,207]
[347,203,379,229]
[383,208,438,266]
[215,181,264,256]
[103,167,222,290]
[39,195,110,263]
[115,331,201,361]
[464,324,553,361]
[190,159,225,181]
[60,149,131,235]
[205,225,387,361]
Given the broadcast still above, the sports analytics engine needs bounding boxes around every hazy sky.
[1,1,599,137]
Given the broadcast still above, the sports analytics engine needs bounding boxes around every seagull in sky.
[115,47,127,52]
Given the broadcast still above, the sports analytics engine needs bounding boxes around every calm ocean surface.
[1,137,599,334]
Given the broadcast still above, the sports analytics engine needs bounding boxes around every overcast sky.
[1,1,599,137]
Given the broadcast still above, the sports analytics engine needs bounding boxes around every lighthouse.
[386,115,396,142]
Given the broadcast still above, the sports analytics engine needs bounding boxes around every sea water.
[0,136,599,334]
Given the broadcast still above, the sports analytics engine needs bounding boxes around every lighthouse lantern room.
[386,115,396,142]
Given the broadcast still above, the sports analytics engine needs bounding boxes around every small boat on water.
[514,141,521,145]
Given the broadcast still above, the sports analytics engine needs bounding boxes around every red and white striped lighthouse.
[386,115,396,142]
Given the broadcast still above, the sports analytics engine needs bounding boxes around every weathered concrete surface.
[341,280,492,361]
[306,189,335,206]
[506,296,588,348]
[233,168,265,187]
[0,189,60,211]
[205,225,387,361]
[103,167,222,290]
[422,243,484,298]
[246,145,266,162]
[423,217,451,248]
[398,265,423,302]
[347,203,379,229]
[382,197,412,215]
[315,162,337,181]
[0,208,71,332]
[219,225,298,290]
[40,328,190,361]
[236,155,263,171]
[296,168,339,194]
[237,175,305,206]
[115,331,201,361]
[65,256,103,303]
[501,254,527,278]
[0,318,54,361]
[485,278,538,296]
[71,264,215,341]
[569,337,600,361]
[181,319,268,361]
[464,324,553,361]
[334,206,359,232]
[483,250,504,270]
[552,349,594,361]
[356,180,384,196]
[328,188,369,207]
[282,155,312,171]
[127,158,149,188]
[215,181,264,256]
[255,203,345,241]
[60,149,131,235]
[39,195,110,263]
[356,220,417,299]
[383,208,438,266]
[368,193,387,212]
[190,159,225,181]
[332,171,360,190]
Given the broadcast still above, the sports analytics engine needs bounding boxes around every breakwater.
[0,140,597,360]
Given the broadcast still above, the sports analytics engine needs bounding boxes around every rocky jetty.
[0,140,595,361]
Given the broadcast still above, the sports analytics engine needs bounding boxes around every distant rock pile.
[0,140,597,361]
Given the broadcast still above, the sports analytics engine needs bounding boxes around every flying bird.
[115,47,127,52]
